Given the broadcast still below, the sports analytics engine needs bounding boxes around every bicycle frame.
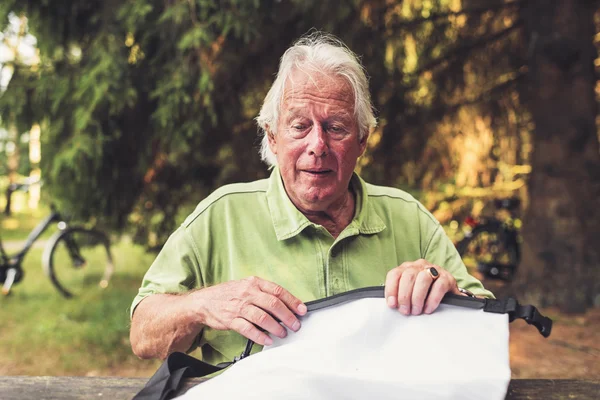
[1,185,114,297]
[456,214,521,281]
[471,218,519,252]
[0,209,63,267]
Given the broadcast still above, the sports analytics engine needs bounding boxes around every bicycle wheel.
[456,222,519,281]
[42,227,115,298]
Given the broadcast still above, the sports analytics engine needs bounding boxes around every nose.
[307,124,328,157]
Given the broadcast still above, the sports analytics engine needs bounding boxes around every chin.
[300,190,336,209]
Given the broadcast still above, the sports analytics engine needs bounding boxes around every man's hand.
[192,276,307,346]
[384,259,462,316]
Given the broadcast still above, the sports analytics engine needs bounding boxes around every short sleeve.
[130,227,204,318]
[424,225,495,299]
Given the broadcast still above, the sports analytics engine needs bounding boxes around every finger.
[384,268,403,308]
[410,269,434,315]
[254,292,302,332]
[257,279,307,316]
[413,259,430,268]
[397,268,419,315]
[453,286,465,296]
[241,305,288,339]
[230,317,274,346]
[423,273,455,314]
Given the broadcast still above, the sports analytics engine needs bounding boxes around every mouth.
[303,169,333,176]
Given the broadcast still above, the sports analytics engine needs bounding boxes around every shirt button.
[331,248,338,258]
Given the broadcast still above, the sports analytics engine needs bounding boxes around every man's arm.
[130,277,307,360]
[130,293,202,360]
[129,226,205,360]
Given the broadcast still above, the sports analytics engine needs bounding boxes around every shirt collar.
[266,167,386,241]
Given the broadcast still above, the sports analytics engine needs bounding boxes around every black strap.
[132,352,225,400]
[134,288,552,399]
[306,286,552,337]
[305,286,490,311]
[482,297,553,338]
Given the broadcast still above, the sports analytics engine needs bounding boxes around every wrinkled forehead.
[281,68,355,113]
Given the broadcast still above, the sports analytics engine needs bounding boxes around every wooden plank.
[506,379,600,400]
[0,376,147,400]
[0,377,598,399]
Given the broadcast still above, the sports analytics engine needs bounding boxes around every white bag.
[176,298,511,400]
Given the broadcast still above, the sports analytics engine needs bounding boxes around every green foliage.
[0,0,584,248]
[0,0,346,244]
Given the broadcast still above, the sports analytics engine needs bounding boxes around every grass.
[0,210,164,377]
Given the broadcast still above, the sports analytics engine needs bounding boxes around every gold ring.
[427,267,440,281]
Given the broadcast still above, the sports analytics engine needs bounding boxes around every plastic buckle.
[520,305,536,323]
[519,305,552,338]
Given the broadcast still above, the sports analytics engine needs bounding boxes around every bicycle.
[0,182,114,298]
[455,197,521,281]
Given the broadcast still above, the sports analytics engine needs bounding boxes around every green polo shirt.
[132,167,492,365]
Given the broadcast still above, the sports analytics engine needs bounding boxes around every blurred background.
[0,0,598,379]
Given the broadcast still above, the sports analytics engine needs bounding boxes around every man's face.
[268,69,368,214]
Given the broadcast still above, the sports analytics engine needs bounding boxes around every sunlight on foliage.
[0,0,597,257]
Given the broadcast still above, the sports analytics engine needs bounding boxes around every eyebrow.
[284,109,353,122]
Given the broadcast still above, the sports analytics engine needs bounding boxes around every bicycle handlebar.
[7,179,42,193]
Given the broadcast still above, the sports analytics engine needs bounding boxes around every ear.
[266,125,278,155]
[358,131,369,156]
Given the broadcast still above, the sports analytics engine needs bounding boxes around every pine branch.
[445,70,526,111]
[386,0,526,30]
[413,19,523,76]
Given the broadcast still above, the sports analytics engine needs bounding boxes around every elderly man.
[130,33,492,363]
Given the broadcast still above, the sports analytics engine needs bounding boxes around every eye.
[288,121,310,138]
[326,123,348,137]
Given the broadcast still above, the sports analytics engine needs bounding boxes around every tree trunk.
[517,0,600,312]
[4,124,20,216]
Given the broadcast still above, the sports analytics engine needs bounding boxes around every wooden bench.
[0,376,598,399]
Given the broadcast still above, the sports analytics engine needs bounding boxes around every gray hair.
[256,32,377,167]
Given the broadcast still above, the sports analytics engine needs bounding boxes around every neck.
[299,189,356,239]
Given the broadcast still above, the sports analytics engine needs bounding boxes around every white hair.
[256,32,377,167]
